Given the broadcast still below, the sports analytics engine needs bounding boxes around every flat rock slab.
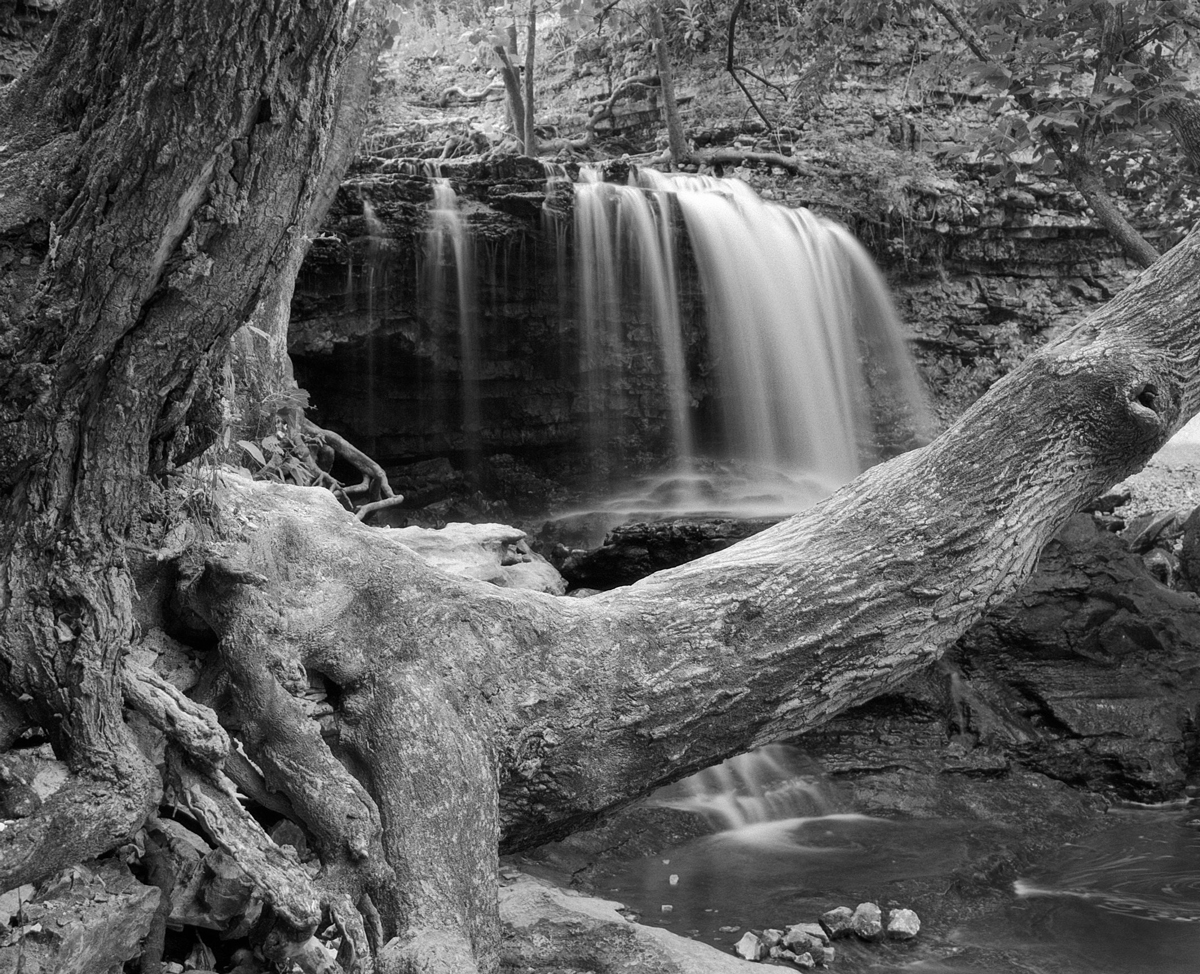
[499,871,750,973]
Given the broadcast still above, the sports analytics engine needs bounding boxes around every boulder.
[733,931,768,961]
[499,871,758,973]
[819,906,855,939]
[0,860,161,974]
[886,907,921,940]
[850,902,884,941]
[556,516,783,590]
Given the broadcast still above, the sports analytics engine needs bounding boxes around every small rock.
[660,904,672,913]
[760,928,784,948]
[734,931,768,961]
[819,906,855,939]
[795,952,816,969]
[783,927,825,953]
[668,874,679,886]
[850,902,884,941]
[887,907,921,940]
[819,946,836,966]
[790,922,829,944]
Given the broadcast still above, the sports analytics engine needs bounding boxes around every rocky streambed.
[494,446,1200,973]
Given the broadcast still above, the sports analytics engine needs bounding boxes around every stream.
[585,747,1200,973]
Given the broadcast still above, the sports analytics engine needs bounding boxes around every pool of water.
[586,752,1200,973]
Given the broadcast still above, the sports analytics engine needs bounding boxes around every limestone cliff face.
[288,27,1162,481]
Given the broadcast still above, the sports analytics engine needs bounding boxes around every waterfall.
[426,177,481,469]
[408,166,928,511]
[572,169,928,508]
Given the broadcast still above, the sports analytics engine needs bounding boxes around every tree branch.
[926,0,1160,268]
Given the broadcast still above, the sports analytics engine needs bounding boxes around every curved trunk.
[649,3,691,166]
[184,221,1200,969]
[0,0,358,955]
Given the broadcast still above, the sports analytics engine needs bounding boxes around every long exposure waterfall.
[291,164,929,513]
[570,168,928,510]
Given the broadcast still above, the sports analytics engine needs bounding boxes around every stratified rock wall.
[288,24,1162,485]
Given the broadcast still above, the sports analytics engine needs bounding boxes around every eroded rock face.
[945,514,1200,800]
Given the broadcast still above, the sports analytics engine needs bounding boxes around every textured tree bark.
[649,3,692,166]
[523,0,538,156]
[4,3,1200,974]
[1160,95,1200,172]
[0,0,360,965]
[181,219,1200,970]
[228,0,389,448]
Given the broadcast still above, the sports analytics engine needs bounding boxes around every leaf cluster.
[945,0,1200,189]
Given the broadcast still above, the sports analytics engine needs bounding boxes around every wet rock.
[850,901,884,941]
[1180,505,1200,590]
[785,922,829,946]
[734,931,768,960]
[886,907,921,940]
[1121,508,1187,553]
[1143,547,1180,587]
[782,924,826,953]
[819,906,855,939]
[500,871,752,972]
[556,516,783,590]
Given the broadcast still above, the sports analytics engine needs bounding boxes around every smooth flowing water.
[588,748,1200,974]
[413,168,928,512]
[426,176,482,468]
[569,169,929,513]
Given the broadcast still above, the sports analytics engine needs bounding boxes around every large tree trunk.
[0,0,368,967]
[181,222,1200,970]
[3,3,1200,974]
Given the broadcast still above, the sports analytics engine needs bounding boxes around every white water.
[572,169,929,513]
[653,745,836,832]
[426,177,481,466]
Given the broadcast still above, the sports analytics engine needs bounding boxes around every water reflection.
[951,805,1200,974]
[592,749,1200,974]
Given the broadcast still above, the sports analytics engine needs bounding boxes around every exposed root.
[436,80,505,107]
[122,660,229,767]
[168,759,323,931]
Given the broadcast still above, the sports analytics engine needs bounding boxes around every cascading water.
[425,176,482,469]
[402,165,927,514]
[653,745,835,830]
[568,168,928,513]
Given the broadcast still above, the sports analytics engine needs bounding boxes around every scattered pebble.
[850,902,884,942]
[731,903,920,967]
[887,907,921,940]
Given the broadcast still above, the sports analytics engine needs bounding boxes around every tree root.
[122,660,229,768]
[169,760,323,930]
[436,80,505,107]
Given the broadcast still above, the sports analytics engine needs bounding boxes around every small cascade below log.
[653,745,837,832]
